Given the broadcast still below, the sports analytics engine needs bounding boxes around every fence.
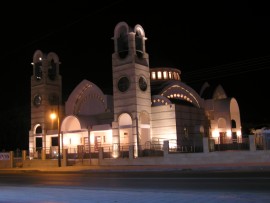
[23,136,266,160]
[2,135,270,168]
[209,137,250,151]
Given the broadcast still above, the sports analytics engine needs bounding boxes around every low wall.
[0,152,13,168]
[1,135,269,168]
[100,150,270,166]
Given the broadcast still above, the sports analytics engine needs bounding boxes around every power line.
[183,55,270,83]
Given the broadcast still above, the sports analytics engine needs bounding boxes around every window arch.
[218,118,227,128]
[117,30,129,58]
[35,126,42,134]
[135,30,143,58]
[231,120,236,128]
[48,59,57,80]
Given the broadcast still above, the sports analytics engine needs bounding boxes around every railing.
[169,145,203,153]
[210,137,250,151]
[140,143,164,157]
[255,134,270,150]
[21,136,259,161]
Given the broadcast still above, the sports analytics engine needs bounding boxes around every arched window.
[231,120,236,128]
[117,32,129,58]
[35,126,42,134]
[218,118,226,128]
[48,59,57,81]
[35,62,42,80]
[135,30,143,58]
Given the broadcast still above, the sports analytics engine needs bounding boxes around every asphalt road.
[1,170,270,192]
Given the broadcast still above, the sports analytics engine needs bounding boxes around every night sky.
[1,1,269,150]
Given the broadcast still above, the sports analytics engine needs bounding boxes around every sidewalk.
[2,162,270,202]
[2,162,270,173]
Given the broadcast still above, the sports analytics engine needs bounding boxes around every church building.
[29,22,242,159]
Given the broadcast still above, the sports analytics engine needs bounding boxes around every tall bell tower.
[111,22,152,157]
[29,50,63,157]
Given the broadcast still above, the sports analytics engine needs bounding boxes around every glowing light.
[163,71,168,79]
[212,129,219,138]
[226,130,232,137]
[151,72,156,79]
[50,113,57,120]
[237,130,242,136]
[157,71,162,79]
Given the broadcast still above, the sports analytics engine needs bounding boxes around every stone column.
[163,141,169,157]
[41,149,46,160]
[249,134,256,151]
[62,148,68,166]
[99,147,104,160]
[22,150,27,161]
[203,137,209,153]
[129,145,134,160]
[9,151,14,168]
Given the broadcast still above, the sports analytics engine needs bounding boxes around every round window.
[117,77,130,92]
[139,76,147,91]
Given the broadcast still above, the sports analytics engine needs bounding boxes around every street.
[1,170,270,202]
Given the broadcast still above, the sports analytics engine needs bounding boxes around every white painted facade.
[29,22,242,159]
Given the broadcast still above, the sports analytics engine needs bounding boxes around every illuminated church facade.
[29,22,242,158]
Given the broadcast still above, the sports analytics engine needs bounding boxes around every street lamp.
[50,108,61,167]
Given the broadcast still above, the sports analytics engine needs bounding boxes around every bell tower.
[111,22,151,157]
[29,50,63,157]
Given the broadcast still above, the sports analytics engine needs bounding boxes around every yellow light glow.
[212,129,219,138]
[237,130,242,136]
[90,132,95,144]
[112,143,119,158]
[50,113,57,120]
[105,130,113,144]
[226,130,232,137]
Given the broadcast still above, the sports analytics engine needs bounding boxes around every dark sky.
[1,1,270,149]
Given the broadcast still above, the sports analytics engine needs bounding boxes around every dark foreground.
[1,168,270,203]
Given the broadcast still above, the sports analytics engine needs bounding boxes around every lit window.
[168,72,172,79]
[151,72,156,79]
[157,71,162,79]
[163,71,168,79]
[173,72,177,80]
[176,73,180,80]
